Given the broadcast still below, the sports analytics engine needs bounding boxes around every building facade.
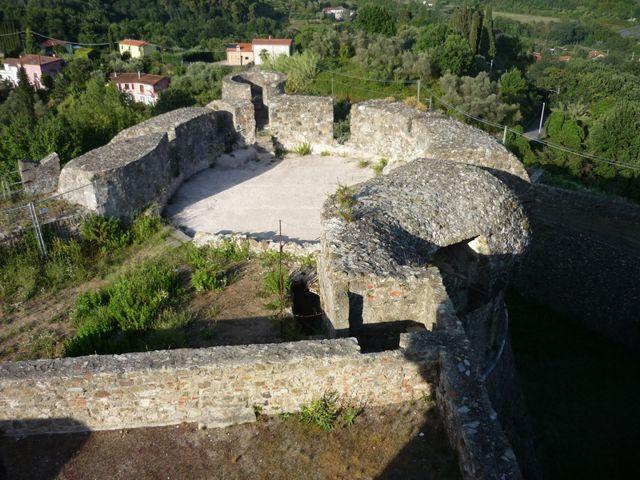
[0,55,65,89]
[110,72,170,106]
[226,43,254,66]
[252,38,292,65]
[118,39,158,59]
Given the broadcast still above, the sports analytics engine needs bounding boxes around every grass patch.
[187,241,250,293]
[260,251,292,312]
[358,159,369,168]
[287,392,363,430]
[335,184,357,223]
[372,158,388,176]
[320,151,331,157]
[64,260,186,356]
[293,142,312,156]
[0,214,163,307]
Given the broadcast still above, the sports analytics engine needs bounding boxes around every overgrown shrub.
[64,261,185,356]
[372,158,389,176]
[187,241,250,292]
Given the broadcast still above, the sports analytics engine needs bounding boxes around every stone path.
[166,153,374,244]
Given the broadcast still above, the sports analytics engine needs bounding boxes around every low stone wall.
[0,338,432,435]
[57,108,225,220]
[348,100,529,181]
[221,70,286,107]
[269,95,334,149]
[57,133,172,220]
[18,153,60,196]
[515,184,640,349]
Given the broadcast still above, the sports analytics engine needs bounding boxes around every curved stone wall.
[349,100,530,181]
[57,107,226,220]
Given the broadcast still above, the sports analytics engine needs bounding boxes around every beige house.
[226,43,254,66]
[118,39,158,59]
[110,72,170,106]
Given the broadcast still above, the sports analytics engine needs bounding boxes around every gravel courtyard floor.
[165,153,374,244]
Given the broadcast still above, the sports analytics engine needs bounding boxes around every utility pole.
[490,59,494,71]
[331,75,334,97]
[417,79,421,102]
[502,125,508,144]
[538,102,546,135]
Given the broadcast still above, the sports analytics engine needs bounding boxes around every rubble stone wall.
[57,108,225,220]
[0,338,432,435]
[514,184,640,349]
[57,133,172,220]
[18,153,60,196]
[269,95,334,149]
[348,100,529,181]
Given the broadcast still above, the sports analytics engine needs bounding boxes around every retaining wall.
[348,100,529,181]
[515,184,640,349]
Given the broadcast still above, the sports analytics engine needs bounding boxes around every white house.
[252,37,292,65]
[323,6,349,20]
[109,72,170,106]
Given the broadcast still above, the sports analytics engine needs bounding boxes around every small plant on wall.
[335,184,357,223]
[294,142,312,156]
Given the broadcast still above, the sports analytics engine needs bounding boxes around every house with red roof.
[0,55,65,89]
[118,39,158,59]
[226,43,254,66]
[109,72,170,106]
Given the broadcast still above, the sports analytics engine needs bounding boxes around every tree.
[543,110,587,176]
[354,5,396,36]
[499,68,526,104]
[486,5,496,58]
[440,72,521,125]
[469,11,481,54]
[154,88,196,115]
[435,35,475,76]
[588,102,640,178]
[414,23,449,52]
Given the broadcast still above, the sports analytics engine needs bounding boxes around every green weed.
[294,142,312,156]
[335,184,357,223]
[372,157,389,176]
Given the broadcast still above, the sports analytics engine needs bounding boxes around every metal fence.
[0,184,91,259]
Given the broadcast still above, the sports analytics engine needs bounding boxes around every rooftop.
[252,38,292,46]
[119,39,150,47]
[109,72,169,86]
[227,43,253,52]
[3,54,64,66]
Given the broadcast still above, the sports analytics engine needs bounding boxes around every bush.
[295,392,363,430]
[65,261,185,356]
[372,158,388,176]
[187,241,250,293]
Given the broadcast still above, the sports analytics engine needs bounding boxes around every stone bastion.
[4,74,545,478]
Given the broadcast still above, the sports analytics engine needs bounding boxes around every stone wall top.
[111,107,213,143]
[61,133,167,175]
[321,158,530,280]
[348,100,529,181]
[0,338,361,380]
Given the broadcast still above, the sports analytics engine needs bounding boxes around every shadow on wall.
[0,418,90,480]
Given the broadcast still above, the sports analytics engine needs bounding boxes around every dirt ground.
[0,253,302,362]
[0,403,460,480]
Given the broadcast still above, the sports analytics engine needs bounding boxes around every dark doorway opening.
[347,292,427,353]
[291,273,324,335]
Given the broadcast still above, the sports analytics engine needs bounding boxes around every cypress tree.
[469,11,481,54]
[486,5,496,59]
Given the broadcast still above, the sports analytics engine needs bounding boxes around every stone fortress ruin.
[4,68,640,479]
